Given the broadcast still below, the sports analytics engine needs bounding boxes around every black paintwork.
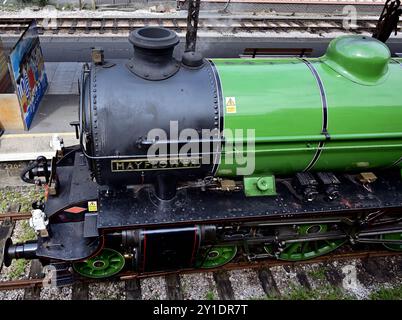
[44,152,98,219]
[36,152,99,261]
[36,150,402,262]
[97,170,402,229]
[82,57,222,186]
[127,27,180,81]
[84,213,99,238]
[138,227,200,272]
[36,221,100,261]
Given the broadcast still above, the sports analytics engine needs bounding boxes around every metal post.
[185,0,201,52]
[373,0,402,42]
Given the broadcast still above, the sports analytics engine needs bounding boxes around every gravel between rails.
[341,260,370,298]
[269,265,301,296]
[40,286,73,300]
[0,289,25,300]
[141,276,167,300]
[89,281,126,300]
[181,272,219,300]
[229,270,266,300]
[0,186,44,213]
[0,186,43,285]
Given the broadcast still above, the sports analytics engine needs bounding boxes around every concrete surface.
[46,62,83,95]
[0,93,78,161]
[0,132,77,161]
[0,61,80,162]
[4,62,81,134]
[27,94,78,133]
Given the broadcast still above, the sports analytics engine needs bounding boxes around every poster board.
[8,20,48,130]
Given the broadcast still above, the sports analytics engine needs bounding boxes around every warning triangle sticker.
[226,98,235,106]
[225,97,237,114]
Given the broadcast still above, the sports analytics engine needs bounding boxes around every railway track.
[0,16,396,36]
[1,207,402,299]
[0,212,32,221]
[0,247,401,299]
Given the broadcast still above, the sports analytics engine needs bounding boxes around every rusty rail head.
[0,212,31,221]
[118,249,402,281]
[0,250,401,291]
[0,278,44,291]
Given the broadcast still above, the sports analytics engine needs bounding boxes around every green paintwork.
[243,175,277,196]
[381,232,402,251]
[264,224,345,261]
[214,58,323,177]
[73,248,125,278]
[212,35,402,181]
[196,245,237,268]
[322,35,390,85]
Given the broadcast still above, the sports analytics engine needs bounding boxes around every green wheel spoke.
[381,232,402,251]
[196,245,237,269]
[314,241,321,252]
[286,243,302,256]
[264,224,345,261]
[73,248,125,279]
[302,242,310,254]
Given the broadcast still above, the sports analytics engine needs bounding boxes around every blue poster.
[9,20,48,129]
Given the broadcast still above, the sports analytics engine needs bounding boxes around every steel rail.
[118,249,402,280]
[0,278,45,291]
[0,212,31,221]
[177,0,385,4]
[0,16,398,35]
[0,249,401,291]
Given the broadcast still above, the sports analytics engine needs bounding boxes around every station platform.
[0,62,82,163]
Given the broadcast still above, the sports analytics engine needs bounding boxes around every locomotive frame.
[4,144,402,280]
